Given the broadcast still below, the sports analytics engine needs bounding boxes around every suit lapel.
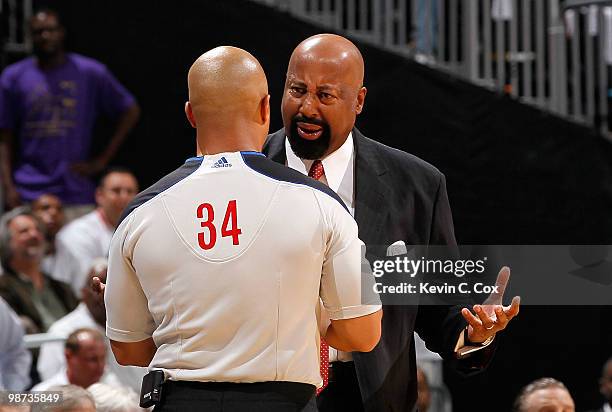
[353,128,392,249]
[262,129,287,164]
[264,128,392,247]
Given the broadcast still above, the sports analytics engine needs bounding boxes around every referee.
[103,46,382,412]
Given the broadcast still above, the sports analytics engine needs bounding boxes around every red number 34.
[196,200,242,250]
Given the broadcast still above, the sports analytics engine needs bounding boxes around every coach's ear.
[185,101,196,128]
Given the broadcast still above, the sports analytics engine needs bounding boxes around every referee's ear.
[259,94,270,126]
[185,101,196,128]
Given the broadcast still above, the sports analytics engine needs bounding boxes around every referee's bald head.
[185,46,270,153]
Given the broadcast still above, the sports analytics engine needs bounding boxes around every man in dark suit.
[263,33,520,412]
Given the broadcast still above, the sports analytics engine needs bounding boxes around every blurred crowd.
[0,7,610,412]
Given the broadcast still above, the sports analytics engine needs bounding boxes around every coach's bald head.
[185,46,270,154]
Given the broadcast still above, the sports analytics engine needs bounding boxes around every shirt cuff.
[453,328,495,358]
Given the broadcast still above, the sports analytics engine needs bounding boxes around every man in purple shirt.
[0,9,140,211]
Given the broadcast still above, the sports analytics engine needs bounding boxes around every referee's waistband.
[163,380,316,403]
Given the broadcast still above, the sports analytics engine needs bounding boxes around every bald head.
[188,46,268,116]
[282,34,367,159]
[186,46,270,153]
[289,34,364,88]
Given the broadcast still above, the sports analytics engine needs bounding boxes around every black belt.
[328,361,356,384]
[163,380,316,403]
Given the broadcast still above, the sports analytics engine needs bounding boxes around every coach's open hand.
[461,266,520,343]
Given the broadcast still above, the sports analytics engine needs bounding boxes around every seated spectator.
[0,296,31,390]
[513,377,575,412]
[38,260,145,392]
[52,168,138,296]
[41,384,96,412]
[88,383,144,412]
[31,193,65,274]
[588,357,612,412]
[32,328,120,391]
[0,208,78,333]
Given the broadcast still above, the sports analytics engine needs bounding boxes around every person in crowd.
[38,259,145,392]
[32,328,119,391]
[588,357,612,412]
[416,367,432,412]
[0,8,140,217]
[0,296,31,390]
[52,168,138,296]
[513,377,575,412]
[41,384,96,412]
[0,207,77,333]
[87,383,144,412]
[31,193,65,273]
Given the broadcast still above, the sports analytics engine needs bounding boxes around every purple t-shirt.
[0,53,135,204]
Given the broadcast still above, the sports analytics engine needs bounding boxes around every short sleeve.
[105,214,155,342]
[318,193,381,320]
[95,65,136,119]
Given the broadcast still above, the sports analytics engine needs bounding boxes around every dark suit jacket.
[0,268,78,333]
[264,128,492,412]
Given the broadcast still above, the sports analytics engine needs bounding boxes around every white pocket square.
[386,240,408,257]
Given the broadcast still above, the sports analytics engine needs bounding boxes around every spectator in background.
[31,193,65,274]
[588,357,612,412]
[513,377,575,412]
[0,296,31,390]
[52,168,138,296]
[41,384,96,412]
[0,8,140,218]
[38,259,145,393]
[88,383,144,412]
[416,367,431,412]
[32,328,119,391]
[0,208,77,333]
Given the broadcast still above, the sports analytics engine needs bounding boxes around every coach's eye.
[289,87,306,96]
[319,92,335,102]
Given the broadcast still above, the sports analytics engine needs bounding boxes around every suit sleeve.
[105,214,155,342]
[415,173,496,371]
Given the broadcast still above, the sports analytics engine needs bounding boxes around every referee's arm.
[110,338,156,367]
[319,195,383,353]
[105,215,158,367]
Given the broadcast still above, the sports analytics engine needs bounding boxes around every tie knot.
[308,160,325,180]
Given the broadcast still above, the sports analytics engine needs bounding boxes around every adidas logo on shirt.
[211,157,232,168]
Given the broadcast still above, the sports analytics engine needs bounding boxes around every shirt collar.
[285,132,354,193]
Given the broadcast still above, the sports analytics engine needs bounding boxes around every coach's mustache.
[292,115,327,127]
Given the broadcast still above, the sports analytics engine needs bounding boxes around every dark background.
[18,0,612,410]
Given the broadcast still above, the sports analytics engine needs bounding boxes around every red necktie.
[309,160,329,394]
[317,338,329,394]
[308,160,325,180]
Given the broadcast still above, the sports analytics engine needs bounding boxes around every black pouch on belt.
[140,369,165,408]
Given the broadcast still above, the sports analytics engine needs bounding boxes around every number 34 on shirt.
[196,200,242,250]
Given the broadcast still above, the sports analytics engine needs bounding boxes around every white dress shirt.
[284,134,494,362]
[0,297,31,390]
[31,368,120,391]
[52,209,114,296]
[37,302,145,392]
